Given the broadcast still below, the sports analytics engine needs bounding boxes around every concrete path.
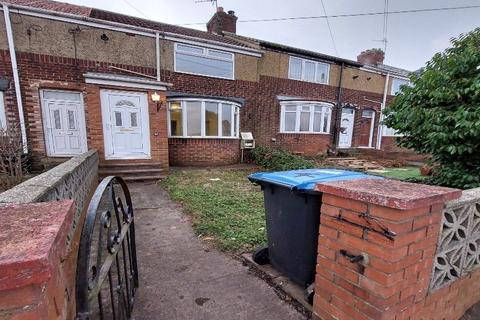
[130,182,306,320]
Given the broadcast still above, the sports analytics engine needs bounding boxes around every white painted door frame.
[41,90,88,157]
[100,90,151,160]
[358,109,376,148]
[338,108,355,148]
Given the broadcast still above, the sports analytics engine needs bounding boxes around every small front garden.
[160,167,266,254]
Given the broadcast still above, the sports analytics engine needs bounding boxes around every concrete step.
[99,162,166,182]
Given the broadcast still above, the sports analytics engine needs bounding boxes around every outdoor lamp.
[151,92,162,112]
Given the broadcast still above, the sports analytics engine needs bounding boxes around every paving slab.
[130,182,306,320]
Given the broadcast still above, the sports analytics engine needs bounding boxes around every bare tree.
[0,123,27,190]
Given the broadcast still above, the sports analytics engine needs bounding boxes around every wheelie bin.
[248,168,380,288]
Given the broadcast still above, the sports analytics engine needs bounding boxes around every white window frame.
[0,92,6,129]
[174,43,235,80]
[288,56,330,84]
[279,101,333,134]
[390,77,410,95]
[168,98,240,139]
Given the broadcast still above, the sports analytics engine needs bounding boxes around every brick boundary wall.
[312,178,465,320]
[0,150,99,320]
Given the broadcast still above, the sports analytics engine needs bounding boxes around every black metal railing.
[76,176,139,320]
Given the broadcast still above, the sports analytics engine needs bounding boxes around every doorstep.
[241,253,313,315]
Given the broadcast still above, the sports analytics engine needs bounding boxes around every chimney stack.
[357,48,385,65]
[206,7,238,34]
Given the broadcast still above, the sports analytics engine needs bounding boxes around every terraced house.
[0,0,411,179]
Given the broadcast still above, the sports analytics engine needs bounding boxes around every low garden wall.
[0,150,99,320]
[312,177,480,320]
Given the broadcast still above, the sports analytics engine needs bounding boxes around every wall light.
[151,92,162,112]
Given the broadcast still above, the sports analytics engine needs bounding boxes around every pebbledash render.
[0,0,412,177]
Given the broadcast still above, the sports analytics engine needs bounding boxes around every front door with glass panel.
[41,90,88,156]
[338,108,355,148]
[100,90,150,159]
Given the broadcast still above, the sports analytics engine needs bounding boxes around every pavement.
[129,182,306,320]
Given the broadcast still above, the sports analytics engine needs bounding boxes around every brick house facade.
[0,0,411,175]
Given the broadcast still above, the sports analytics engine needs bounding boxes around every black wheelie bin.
[248,168,381,288]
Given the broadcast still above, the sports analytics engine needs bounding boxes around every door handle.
[65,132,73,135]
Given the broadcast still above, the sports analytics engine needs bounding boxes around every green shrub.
[251,146,315,171]
[384,28,480,189]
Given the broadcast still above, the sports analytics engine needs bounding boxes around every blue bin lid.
[248,168,382,192]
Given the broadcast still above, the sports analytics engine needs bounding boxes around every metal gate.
[76,176,139,320]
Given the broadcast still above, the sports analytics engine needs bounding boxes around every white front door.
[101,90,150,159]
[338,108,355,148]
[41,90,88,156]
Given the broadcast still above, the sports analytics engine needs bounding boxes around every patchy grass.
[160,168,266,254]
[368,166,425,180]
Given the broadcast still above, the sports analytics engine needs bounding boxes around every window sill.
[174,70,235,81]
[287,77,329,85]
[169,136,240,139]
[279,132,331,135]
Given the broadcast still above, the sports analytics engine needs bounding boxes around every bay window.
[280,101,332,134]
[168,99,240,138]
[174,43,234,79]
[288,56,330,84]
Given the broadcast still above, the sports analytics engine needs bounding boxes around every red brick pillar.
[0,200,77,320]
[312,178,461,320]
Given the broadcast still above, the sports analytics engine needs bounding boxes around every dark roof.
[4,0,411,73]
[88,9,252,48]
[2,0,92,16]
[2,0,253,49]
[259,40,362,67]
[365,63,411,77]
[223,32,362,67]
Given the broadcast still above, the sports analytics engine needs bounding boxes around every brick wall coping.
[0,150,98,204]
[0,200,75,291]
[444,187,480,208]
[315,178,462,210]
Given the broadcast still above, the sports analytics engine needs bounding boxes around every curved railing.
[75,176,139,320]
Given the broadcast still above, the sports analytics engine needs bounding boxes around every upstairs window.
[168,99,240,138]
[0,92,6,129]
[280,101,332,134]
[288,56,330,84]
[174,43,234,80]
[391,78,409,95]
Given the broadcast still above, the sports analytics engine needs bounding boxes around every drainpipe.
[3,5,28,153]
[155,32,161,81]
[376,73,390,150]
[332,62,345,149]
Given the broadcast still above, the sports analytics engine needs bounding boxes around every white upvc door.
[338,108,355,148]
[41,90,88,156]
[101,90,150,160]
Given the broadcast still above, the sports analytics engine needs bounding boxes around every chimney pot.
[207,7,238,34]
[357,48,385,65]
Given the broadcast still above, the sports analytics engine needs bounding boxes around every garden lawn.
[368,166,425,180]
[160,168,266,254]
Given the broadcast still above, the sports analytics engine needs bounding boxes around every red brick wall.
[1,48,412,166]
[312,179,464,320]
[168,138,240,166]
[275,133,331,156]
[0,49,169,169]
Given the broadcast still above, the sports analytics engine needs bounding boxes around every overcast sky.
[63,0,480,71]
